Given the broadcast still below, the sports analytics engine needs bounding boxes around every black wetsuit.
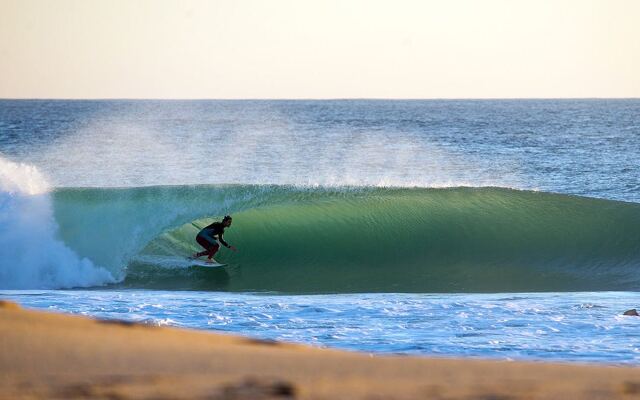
[198,222,231,248]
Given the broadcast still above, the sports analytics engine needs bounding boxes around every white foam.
[0,157,49,195]
[0,156,115,289]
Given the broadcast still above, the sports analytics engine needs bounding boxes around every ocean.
[1,99,639,364]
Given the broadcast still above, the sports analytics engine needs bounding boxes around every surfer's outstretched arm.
[218,234,238,252]
[218,233,230,248]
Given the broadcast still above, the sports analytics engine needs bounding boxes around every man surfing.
[190,215,237,264]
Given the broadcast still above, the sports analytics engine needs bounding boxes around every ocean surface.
[1,99,639,364]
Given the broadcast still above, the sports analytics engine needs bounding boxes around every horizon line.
[1,97,639,101]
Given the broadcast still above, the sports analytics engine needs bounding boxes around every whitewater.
[1,99,639,363]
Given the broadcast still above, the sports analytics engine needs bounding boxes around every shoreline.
[1,300,639,399]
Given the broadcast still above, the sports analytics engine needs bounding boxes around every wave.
[41,184,640,293]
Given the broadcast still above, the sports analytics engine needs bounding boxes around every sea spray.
[0,156,114,288]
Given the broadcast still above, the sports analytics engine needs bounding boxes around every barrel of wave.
[135,187,640,293]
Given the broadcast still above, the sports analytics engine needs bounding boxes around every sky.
[0,0,638,99]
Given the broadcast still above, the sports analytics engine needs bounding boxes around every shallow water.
[3,290,640,364]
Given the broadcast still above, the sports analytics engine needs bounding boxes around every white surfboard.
[187,258,226,268]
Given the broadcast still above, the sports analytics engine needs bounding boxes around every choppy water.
[1,99,639,363]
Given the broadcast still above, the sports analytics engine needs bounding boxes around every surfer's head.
[223,215,233,227]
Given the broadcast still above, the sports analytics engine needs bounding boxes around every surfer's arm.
[218,234,237,251]
[218,234,231,248]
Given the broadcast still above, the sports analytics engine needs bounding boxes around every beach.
[2,300,639,400]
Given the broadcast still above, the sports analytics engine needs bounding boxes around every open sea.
[1,99,639,364]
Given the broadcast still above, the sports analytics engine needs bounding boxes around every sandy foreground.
[1,300,639,400]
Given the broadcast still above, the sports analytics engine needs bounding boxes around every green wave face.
[118,186,640,293]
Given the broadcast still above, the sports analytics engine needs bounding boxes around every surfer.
[191,215,237,263]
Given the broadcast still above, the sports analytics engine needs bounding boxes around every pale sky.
[1,0,639,99]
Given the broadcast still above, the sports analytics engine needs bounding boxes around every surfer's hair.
[223,215,232,222]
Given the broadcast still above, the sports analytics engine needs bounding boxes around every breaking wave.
[42,184,640,293]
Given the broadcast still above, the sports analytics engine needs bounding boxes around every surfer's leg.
[198,231,220,260]
[207,243,220,260]
[194,233,214,258]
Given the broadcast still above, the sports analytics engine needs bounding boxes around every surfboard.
[187,258,226,268]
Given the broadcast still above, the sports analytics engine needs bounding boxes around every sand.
[1,300,639,399]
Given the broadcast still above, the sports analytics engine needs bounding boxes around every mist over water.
[2,99,638,200]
